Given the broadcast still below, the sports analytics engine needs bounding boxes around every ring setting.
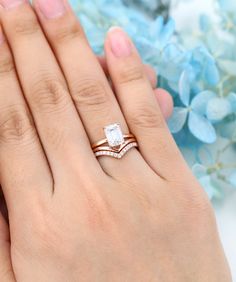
[92,123,138,159]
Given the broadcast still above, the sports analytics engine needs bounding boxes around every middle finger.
[0,1,101,180]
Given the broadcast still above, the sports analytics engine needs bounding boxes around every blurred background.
[172,1,236,279]
[70,0,236,279]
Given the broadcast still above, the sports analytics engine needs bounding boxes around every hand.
[0,52,173,282]
[0,1,231,281]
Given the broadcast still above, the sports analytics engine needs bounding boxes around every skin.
[0,1,232,281]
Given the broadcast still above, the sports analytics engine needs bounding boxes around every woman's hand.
[0,1,231,281]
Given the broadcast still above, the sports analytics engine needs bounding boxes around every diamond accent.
[95,142,138,159]
[104,123,124,148]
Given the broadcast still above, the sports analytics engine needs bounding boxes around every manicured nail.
[108,27,132,58]
[0,0,25,9]
[37,0,66,19]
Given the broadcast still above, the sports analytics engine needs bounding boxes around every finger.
[105,27,186,179]
[0,191,9,248]
[33,0,141,173]
[0,189,7,222]
[98,56,172,120]
[143,64,157,89]
[97,56,108,75]
[155,88,173,119]
[0,211,15,281]
[0,1,100,180]
[0,26,52,214]
[98,56,158,89]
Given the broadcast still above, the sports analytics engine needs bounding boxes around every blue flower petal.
[168,107,188,133]
[150,16,164,38]
[191,91,216,115]
[179,70,190,106]
[228,92,236,112]
[159,18,175,48]
[207,97,232,122]
[188,111,217,143]
[204,61,220,86]
[199,14,211,32]
[218,60,236,76]
[199,175,215,199]
[219,120,236,140]
[190,46,219,86]
[192,163,207,178]
[229,172,236,187]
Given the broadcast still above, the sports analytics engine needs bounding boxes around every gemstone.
[104,123,124,148]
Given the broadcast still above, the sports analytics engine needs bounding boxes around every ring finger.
[105,27,186,179]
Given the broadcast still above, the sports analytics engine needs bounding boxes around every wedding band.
[92,123,138,159]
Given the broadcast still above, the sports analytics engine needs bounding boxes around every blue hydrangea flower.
[168,71,217,143]
[206,92,236,122]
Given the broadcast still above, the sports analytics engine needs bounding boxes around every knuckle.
[51,20,83,44]
[72,78,108,109]
[31,75,69,113]
[44,128,66,150]
[129,104,165,129]
[13,13,40,36]
[118,63,145,85]
[0,105,36,145]
[0,53,15,76]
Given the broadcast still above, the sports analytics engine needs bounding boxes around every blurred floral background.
[69,0,236,278]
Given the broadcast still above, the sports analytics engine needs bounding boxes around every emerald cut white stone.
[104,123,124,148]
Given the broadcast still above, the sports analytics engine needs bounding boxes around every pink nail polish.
[37,0,66,19]
[0,0,25,9]
[108,27,132,58]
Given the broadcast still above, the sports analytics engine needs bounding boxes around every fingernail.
[37,0,66,19]
[0,0,25,9]
[108,27,132,58]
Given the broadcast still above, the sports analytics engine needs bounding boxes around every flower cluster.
[70,0,236,199]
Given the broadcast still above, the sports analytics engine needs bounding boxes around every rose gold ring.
[92,123,138,159]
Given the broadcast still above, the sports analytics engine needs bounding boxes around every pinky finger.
[98,56,157,89]
[155,88,173,119]
[143,64,157,89]
[97,56,173,120]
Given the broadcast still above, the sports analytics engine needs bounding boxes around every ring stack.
[92,123,138,159]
